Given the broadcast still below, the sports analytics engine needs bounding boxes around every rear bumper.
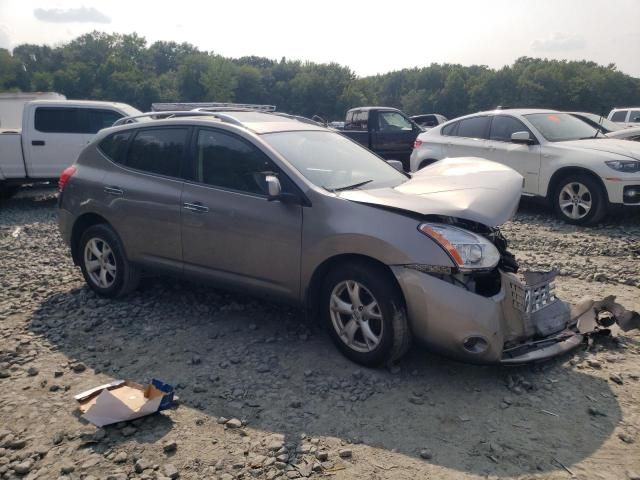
[391,267,636,365]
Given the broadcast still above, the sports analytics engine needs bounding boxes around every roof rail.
[271,112,325,127]
[151,102,276,112]
[111,111,244,127]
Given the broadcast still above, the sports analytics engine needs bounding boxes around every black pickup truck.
[340,107,423,171]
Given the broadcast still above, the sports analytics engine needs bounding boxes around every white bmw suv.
[410,109,640,224]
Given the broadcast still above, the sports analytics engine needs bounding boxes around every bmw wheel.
[553,174,606,225]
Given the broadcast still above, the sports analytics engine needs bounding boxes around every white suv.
[410,109,640,224]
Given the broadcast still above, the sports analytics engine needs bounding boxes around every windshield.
[579,112,622,132]
[262,131,407,191]
[524,113,600,141]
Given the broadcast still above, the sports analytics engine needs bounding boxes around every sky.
[0,0,639,78]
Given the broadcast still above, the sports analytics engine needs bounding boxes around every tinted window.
[611,110,628,122]
[88,110,123,133]
[98,131,131,164]
[441,122,458,136]
[489,115,532,142]
[195,129,276,195]
[126,128,188,177]
[34,107,81,133]
[457,116,489,138]
[630,110,640,123]
[377,111,413,131]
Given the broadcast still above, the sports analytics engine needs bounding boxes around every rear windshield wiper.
[324,179,373,192]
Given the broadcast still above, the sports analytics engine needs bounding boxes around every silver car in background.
[57,110,638,367]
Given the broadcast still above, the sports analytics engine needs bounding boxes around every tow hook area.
[500,270,640,363]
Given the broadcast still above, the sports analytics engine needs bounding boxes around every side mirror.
[511,131,534,145]
[265,175,282,198]
[386,160,404,172]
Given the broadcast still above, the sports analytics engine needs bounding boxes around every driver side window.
[489,115,534,142]
[195,129,278,196]
[377,112,412,132]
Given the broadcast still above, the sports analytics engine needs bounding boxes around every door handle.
[104,186,124,196]
[32,140,45,146]
[183,202,209,213]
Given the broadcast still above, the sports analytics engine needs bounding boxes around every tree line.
[1,31,640,121]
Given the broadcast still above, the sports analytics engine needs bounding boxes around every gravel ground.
[1,188,640,480]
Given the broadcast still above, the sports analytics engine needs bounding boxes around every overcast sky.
[1,0,639,77]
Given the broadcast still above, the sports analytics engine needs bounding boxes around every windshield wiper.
[324,179,373,192]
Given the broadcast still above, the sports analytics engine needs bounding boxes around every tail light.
[413,139,423,149]
[58,166,76,192]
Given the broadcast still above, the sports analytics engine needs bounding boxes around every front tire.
[553,174,607,225]
[321,262,411,366]
[79,224,140,297]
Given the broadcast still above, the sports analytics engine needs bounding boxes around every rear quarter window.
[440,121,458,136]
[98,131,132,164]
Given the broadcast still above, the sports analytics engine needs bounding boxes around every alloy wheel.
[558,182,592,220]
[84,237,117,288]
[329,280,384,353]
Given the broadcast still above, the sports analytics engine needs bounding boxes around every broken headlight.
[605,160,640,173]
[418,223,500,271]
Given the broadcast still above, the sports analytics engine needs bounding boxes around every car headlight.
[605,160,640,173]
[418,223,500,271]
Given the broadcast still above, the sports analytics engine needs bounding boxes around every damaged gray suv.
[57,110,639,367]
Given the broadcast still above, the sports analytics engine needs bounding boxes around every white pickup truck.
[0,99,140,199]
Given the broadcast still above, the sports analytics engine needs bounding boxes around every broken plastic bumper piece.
[499,270,640,364]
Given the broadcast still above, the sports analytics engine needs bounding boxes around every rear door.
[445,116,490,158]
[180,127,302,300]
[25,106,88,177]
[371,110,419,169]
[486,115,541,194]
[100,126,188,273]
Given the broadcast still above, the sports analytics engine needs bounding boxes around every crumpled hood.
[339,157,523,227]
[557,138,640,159]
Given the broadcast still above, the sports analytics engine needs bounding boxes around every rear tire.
[321,262,411,366]
[78,224,140,298]
[553,174,607,225]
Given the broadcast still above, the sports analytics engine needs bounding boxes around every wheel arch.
[546,166,608,204]
[70,212,113,265]
[304,253,405,321]
[419,159,440,169]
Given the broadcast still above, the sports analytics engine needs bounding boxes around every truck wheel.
[0,186,19,200]
[79,224,140,297]
[321,262,411,366]
[553,174,607,225]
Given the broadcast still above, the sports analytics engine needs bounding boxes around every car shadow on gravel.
[517,197,640,227]
[29,278,624,478]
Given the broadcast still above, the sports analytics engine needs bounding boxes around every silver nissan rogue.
[57,109,639,367]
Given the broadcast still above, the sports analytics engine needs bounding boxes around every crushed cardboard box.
[74,379,174,427]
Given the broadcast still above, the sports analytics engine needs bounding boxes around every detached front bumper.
[392,267,640,364]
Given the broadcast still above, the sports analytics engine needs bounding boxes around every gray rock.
[60,464,75,474]
[72,363,86,373]
[134,458,153,473]
[164,463,179,479]
[226,418,242,429]
[163,440,178,453]
[14,460,34,474]
[338,448,352,458]
[113,452,128,463]
[315,450,328,461]
[419,449,433,460]
[26,366,39,376]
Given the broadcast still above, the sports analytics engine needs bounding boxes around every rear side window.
[457,116,490,139]
[34,107,81,133]
[489,115,533,142]
[611,110,628,122]
[194,129,277,195]
[441,121,458,136]
[98,131,131,164]
[87,110,123,133]
[126,128,188,178]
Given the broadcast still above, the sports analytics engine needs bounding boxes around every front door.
[371,111,418,169]
[486,115,541,194]
[181,128,303,300]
